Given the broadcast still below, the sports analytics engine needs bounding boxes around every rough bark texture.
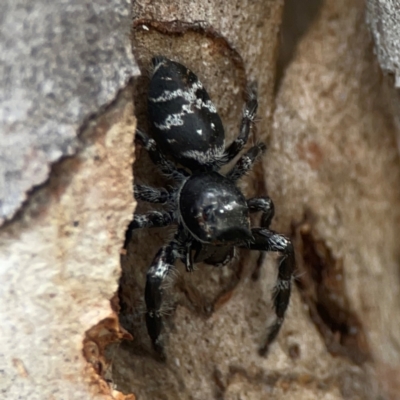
[1,0,400,399]
[0,0,138,225]
[0,1,138,399]
[268,1,400,398]
[0,88,137,399]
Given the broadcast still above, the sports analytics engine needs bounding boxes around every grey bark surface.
[0,1,138,399]
[366,0,400,87]
[0,0,138,225]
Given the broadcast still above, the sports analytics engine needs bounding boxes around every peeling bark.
[0,88,136,399]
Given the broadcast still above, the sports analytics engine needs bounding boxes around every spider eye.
[202,205,215,221]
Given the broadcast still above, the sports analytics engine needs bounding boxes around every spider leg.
[136,129,189,182]
[239,227,295,356]
[134,184,171,204]
[247,196,275,280]
[226,143,266,182]
[145,226,188,357]
[247,196,275,228]
[183,239,195,272]
[130,211,175,230]
[123,210,175,249]
[221,86,258,164]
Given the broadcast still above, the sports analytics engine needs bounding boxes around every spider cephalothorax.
[125,56,295,358]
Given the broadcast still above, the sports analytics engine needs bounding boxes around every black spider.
[125,56,295,358]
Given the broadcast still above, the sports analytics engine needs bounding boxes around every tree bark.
[1,0,400,399]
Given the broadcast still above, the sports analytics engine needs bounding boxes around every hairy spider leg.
[183,239,195,272]
[123,210,175,249]
[130,210,175,230]
[226,142,266,181]
[124,129,186,249]
[220,86,258,165]
[134,184,171,204]
[247,196,275,229]
[240,227,295,356]
[246,196,276,280]
[145,225,189,358]
[135,129,189,182]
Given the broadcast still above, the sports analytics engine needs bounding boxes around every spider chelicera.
[124,56,295,358]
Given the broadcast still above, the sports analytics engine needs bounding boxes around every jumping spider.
[125,56,295,358]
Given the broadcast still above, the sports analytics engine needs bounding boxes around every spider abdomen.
[148,57,225,170]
